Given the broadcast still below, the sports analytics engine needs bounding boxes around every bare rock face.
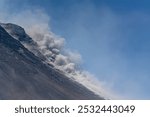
[0,23,104,100]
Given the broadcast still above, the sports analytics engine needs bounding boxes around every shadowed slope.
[0,25,104,99]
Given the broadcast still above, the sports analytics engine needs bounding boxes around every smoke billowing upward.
[0,2,113,99]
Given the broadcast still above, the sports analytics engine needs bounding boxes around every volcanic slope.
[0,23,104,99]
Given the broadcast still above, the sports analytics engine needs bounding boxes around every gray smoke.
[24,16,81,74]
[0,8,112,99]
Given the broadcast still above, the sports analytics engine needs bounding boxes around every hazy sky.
[1,0,150,99]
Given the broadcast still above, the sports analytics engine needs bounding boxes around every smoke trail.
[0,5,113,98]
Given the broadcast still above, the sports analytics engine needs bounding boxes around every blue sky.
[1,0,150,99]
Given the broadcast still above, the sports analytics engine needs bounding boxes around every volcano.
[0,23,104,100]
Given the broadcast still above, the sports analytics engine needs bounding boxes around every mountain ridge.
[0,23,104,99]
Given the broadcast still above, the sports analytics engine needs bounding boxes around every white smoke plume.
[0,8,113,99]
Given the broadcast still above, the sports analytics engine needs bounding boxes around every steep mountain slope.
[0,23,104,99]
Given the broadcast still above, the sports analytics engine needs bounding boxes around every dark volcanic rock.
[0,24,104,100]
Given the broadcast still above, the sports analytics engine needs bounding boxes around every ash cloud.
[0,2,113,99]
